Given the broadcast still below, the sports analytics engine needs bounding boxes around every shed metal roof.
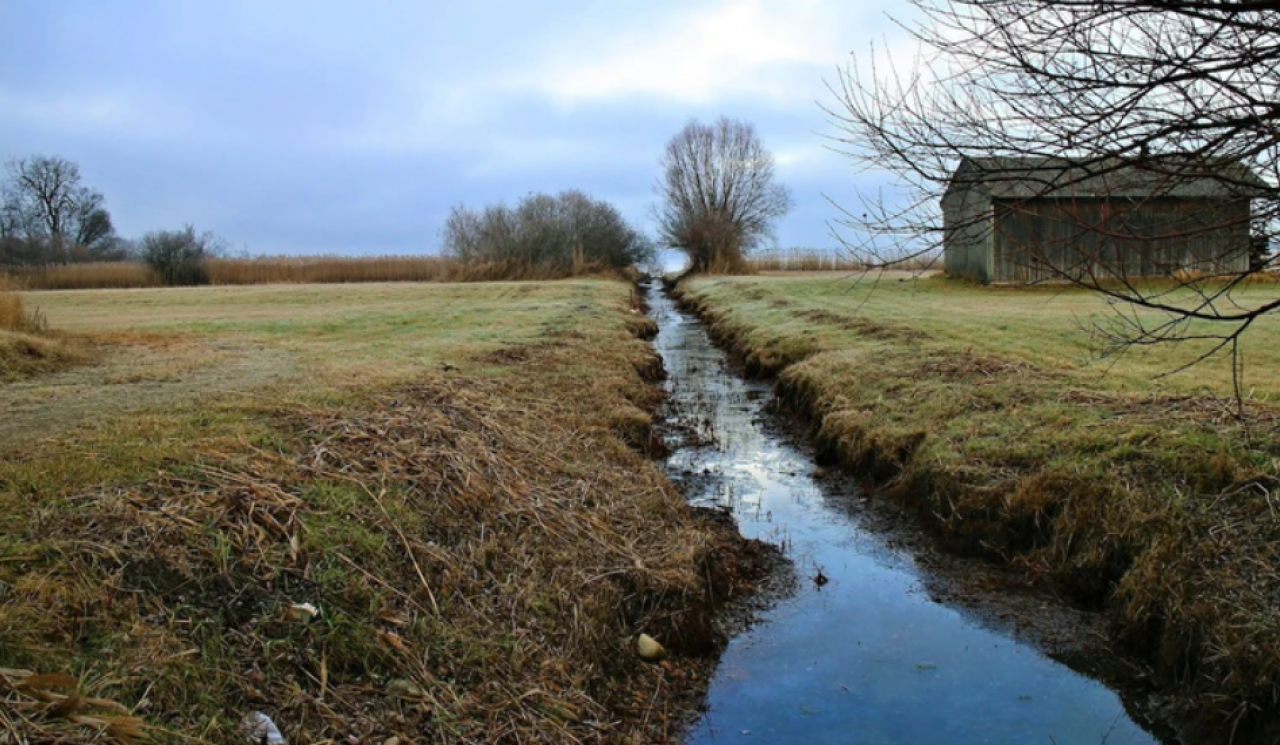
[946,156,1271,201]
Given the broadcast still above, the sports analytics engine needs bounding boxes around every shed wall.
[991,198,1251,282]
[942,188,993,282]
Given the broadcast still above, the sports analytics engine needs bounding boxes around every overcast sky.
[0,1,911,255]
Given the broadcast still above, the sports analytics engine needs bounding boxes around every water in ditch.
[646,281,1168,745]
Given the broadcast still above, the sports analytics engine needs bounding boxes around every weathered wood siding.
[942,187,993,282]
[990,198,1251,282]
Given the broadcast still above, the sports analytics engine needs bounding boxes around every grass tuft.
[0,277,90,381]
[0,276,43,332]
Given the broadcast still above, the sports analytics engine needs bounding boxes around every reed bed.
[3,257,623,291]
[747,248,941,273]
[747,248,864,272]
[0,277,28,331]
[206,256,459,284]
[5,262,158,290]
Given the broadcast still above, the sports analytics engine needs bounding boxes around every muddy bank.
[668,278,1280,743]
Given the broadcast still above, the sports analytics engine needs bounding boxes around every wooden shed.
[941,156,1267,283]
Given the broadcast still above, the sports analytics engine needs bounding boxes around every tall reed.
[0,276,42,332]
[3,256,622,290]
[747,248,942,273]
[747,248,865,272]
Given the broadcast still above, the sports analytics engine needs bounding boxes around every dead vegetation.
[746,249,863,273]
[746,248,940,274]
[674,279,1280,740]
[3,257,633,291]
[1,669,146,744]
[0,278,90,382]
[0,292,765,744]
[0,277,41,333]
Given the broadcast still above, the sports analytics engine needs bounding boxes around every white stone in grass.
[636,633,666,661]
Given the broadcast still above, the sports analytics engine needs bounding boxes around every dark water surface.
[647,282,1165,745]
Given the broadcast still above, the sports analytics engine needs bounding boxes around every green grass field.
[0,280,756,745]
[23,280,629,384]
[677,273,1280,733]
[688,273,1280,401]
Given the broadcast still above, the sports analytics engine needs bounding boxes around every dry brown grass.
[747,249,863,272]
[0,290,21,332]
[747,248,941,274]
[207,256,458,284]
[0,277,90,382]
[0,329,89,383]
[5,257,629,290]
[0,277,39,332]
[5,262,158,290]
[1,669,146,744]
[0,280,766,744]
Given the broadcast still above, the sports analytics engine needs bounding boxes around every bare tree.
[828,1,1280,411]
[655,117,792,274]
[2,155,117,263]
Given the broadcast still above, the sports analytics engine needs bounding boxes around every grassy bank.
[674,274,1280,736]
[1,281,765,744]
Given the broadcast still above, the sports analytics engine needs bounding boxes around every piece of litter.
[288,603,320,622]
[241,711,286,744]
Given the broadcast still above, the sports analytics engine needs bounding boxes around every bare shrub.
[443,190,652,273]
[140,226,226,286]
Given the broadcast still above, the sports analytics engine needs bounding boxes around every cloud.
[0,0,917,254]
[520,0,874,107]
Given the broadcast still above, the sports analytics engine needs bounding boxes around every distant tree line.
[1,154,232,286]
[5,156,676,286]
[443,190,653,270]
